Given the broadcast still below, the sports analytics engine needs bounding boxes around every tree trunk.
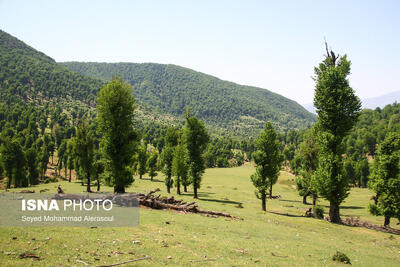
[177,176,181,195]
[384,216,390,227]
[64,166,67,179]
[329,201,341,223]
[97,175,100,192]
[151,175,153,181]
[86,172,91,192]
[69,169,71,182]
[140,174,142,179]
[312,194,317,216]
[184,185,187,192]
[193,185,198,199]
[302,195,308,204]
[374,193,379,205]
[269,184,273,198]
[114,184,125,193]
[6,174,12,189]
[261,192,266,211]
[167,185,170,193]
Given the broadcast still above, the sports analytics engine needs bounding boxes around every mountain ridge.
[60,61,316,136]
[1,29,316,138]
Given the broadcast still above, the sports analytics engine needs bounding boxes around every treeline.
[284,103,400,189]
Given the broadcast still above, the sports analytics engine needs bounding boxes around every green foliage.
[343,158,356,186]
[61,62,316,137]
[250,122,283,211]
[313,46,361,223]
[0,139,27,188]
[75,121,94,192]
[355,157,369,188]
[183,112,209,198]
[146,151,158,180]
[0,30,103,105]
[97,78,138,193]
[315,205,324,219]
[161,127,178,193]
[172,137,189,194]
[332,251,351,264]
[368,132,400,226]
[295,126,319,204]
[137,144,148,179]
[25,147,39,185]
[344,103,400,159]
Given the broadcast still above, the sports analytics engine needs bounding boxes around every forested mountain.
[0,30,102,106]
[60,62,316,136]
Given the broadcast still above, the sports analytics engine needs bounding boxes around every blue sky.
[1,0,399,104]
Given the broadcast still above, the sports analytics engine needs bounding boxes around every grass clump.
[332,251,351,264]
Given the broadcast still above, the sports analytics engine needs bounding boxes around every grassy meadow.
[1,165,399,266]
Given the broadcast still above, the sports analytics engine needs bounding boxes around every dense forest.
[60,62,316,136]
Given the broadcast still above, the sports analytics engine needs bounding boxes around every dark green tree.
[146,151,158,181]
[313,43,361,223]
[25,147,39,185]
[172,139,188,194]
[75,122,94,192]
[67,139,75,182]
[161,127,178,193]
[343,159,356,186]
[57,139,67,176]
[161,146,174,193]
[356,157,369,188]
[92,151,105,192]
[97,78,138,193]
[368,132,400,226]
[250,122,283,211]
[183,111,209,199]
[295,126,319,210]
[1,140,27,188]
[137,144,147,179]
[39,146,50,180]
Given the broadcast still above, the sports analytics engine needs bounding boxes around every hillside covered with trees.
[60,61,316,136]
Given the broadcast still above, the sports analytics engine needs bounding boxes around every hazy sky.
[1,0,399,104]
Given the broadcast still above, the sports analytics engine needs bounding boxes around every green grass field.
[1,165,399,266]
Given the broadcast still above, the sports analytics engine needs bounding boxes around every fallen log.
[138,189,242,219]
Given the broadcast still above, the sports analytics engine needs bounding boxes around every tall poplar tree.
[97,78,138,193]
[75,121,94,192]
[137,144,147,179]
[250,122,282,211]
[313,43,361,223]
[183,111,209,199]
[172,135,188,194]
[161,127,178,193]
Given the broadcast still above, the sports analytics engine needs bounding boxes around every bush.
[315,205,324,219]
[368,203,382,216]
[332,251,351,264]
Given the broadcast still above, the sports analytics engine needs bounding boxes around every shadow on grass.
[278,199,305,204]
[199,198,242,205]
[181,192,216,198]
[268,210,306,218]
[139,178,164,183]
[340,205,365,210]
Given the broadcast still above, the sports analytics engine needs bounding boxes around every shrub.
[332,251,351,264]
[315,205,324,219]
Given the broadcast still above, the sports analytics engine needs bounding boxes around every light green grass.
[1,165,399,266]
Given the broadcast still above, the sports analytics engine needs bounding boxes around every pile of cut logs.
[138,188,241,219]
